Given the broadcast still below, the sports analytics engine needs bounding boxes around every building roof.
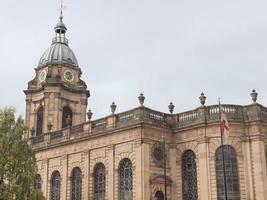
[38,15,78,68]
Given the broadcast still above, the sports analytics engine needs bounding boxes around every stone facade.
[26,97,267,200]
[25,13,267,200]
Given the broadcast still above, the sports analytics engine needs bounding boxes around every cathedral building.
[25,13,267,200]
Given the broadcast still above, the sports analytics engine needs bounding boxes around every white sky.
[0,0,267,119]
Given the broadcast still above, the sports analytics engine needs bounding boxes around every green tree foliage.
[0,107,45,200]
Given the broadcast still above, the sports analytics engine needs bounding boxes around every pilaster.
[42,159,49,198]
[197,136,211,200]
[82,151,90,200]
[107,145,115,200]
[61,155,68,200]
[250,135,267,200]
[134,139,143,199]
[242,136,254,200]
[169,144,178,199]
[43,93,49,133]
[143,141,150,200]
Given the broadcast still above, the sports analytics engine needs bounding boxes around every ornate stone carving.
[151,141,165,167]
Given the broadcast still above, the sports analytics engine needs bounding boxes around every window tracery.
[216,145,240,200]
[182,150,198,200]
[119,158,133,200]
[94,163,106,200]
[71,167,82,200]
[34,174,42,191]
[51,171,61,200]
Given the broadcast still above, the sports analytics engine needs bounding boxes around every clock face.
[64,70,74,82]
[39,69,47,82]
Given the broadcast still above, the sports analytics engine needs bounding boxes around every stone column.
[107,145,115,200]
[82,151,90,200]
[250,135,267,200]
[61,155,68,200]
[197,136,211,200]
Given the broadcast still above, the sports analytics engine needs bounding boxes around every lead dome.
[38,15,78,68]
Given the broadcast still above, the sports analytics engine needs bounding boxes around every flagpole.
[219,99,228,200]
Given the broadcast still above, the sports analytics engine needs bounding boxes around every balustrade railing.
[32,135,44,144]
[91,118,107,132]
[70,125,84,137]
[207,105,244,122]
[178,110,198,122]
[31,104,266,148]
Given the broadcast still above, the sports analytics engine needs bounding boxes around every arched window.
[119,158,133,200]
[94,163,106,200]
[71,167,82,200]
[216,145,240,200]
[51,171,61,200]
[34,174,42,191]
[62,106,73,128]
[155,191,164,200]
[36,106,44,136]
[182,150,198,200]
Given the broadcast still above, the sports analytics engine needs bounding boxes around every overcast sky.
[0,0,267,119]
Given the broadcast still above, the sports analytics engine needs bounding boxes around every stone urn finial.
[87,109,93,121]
[168,102,175,114]
[110,102,117,114]
[138,93,145,106]
[250,89,258,104]
[30,127,35,137]
[199,92,206,106]
[47,122,53,132]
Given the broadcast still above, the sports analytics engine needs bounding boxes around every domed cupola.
[38,14,78,68]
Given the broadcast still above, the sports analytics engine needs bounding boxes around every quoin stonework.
[25,13,267,200]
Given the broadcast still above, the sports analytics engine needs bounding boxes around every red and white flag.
[220,106,229,144]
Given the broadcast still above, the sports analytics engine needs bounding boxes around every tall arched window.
[155,191,164,200]
[182,150,198,200]
[36,106,44,136]
[119,158,133,200]
[34,174,42,191]
[51,171,61,200]
[94,163,106,200]
[62,106,73,128]
[71,167,82,200]
[216,145,240,200]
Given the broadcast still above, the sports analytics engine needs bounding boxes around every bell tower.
[24,12,90,138]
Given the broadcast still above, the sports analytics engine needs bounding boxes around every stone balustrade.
[30,103,267,149]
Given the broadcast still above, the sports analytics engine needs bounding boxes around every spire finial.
[54,0,67,35]
[59,0,66,21]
